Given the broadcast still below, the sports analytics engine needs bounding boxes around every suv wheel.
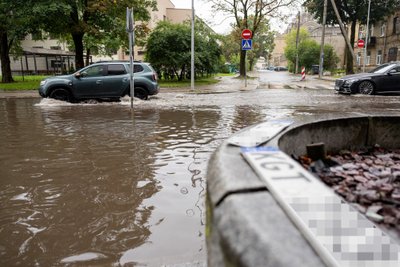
[134,87,149,100]
[50,88,74,102]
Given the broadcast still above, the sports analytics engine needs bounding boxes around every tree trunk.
[346,21,357,75]
[85,48,91,66]
[0,31,14,83]
[72,32,85,70]
[239,50,246,77]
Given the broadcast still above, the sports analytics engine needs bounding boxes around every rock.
[366,205,384,223]
[354,175,368,184]
[342,163,358,170]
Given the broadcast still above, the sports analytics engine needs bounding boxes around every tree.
[284,28,338,72]
[208,0,297,77]
[145,20,221,81]
[304,0,400,74]
[37,0,157,70]
[0,0,39,82]
[220,18,275,72]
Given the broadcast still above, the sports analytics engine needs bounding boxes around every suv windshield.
[370,63,395,74]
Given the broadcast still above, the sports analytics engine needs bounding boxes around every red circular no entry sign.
[242,29,252,39]
[357,39,365,48]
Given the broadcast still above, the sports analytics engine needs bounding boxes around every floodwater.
[0,94,279,267]
[1,81,399,266]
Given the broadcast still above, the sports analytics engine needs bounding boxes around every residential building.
[356,9,400,70]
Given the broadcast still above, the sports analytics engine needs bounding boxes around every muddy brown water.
[1,84,400,266]
[0,97,274,266]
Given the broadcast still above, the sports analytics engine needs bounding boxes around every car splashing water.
[0,97,278,266]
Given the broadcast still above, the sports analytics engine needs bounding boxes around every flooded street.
[1,77,400,266]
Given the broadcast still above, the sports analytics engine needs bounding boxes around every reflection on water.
[0,98,279,266]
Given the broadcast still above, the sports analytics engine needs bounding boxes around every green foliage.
[304,0,400,25]
[0,0,45,82]
[36,0,157,68]
[284,28,339,73]
[0,75,49,90]
[145,20,222,81]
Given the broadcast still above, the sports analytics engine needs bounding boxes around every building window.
[380,23,386,36]
[356,52,361,66]
[358,29,364,39]
[388,47,398,61]
[366,51,371,65]
[394,17,400,34]
[368,24,374,38]
[376,50,382,65]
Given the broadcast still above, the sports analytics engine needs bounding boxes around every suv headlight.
[40,80,47,86]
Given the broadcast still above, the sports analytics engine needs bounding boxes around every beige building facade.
[356,9,400,70]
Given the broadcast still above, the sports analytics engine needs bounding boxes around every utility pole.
[319,0,327,78]
[363,0,371,72]
[295,11,300,74]
[191,0,195,91]
[329,0,356,61]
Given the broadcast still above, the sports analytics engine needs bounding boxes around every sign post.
[241,29,252,88]
[126,8,135,109]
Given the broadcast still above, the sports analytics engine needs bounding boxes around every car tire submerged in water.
[50,88,75,102]
[134,87,149,100]
[358,81,375,95]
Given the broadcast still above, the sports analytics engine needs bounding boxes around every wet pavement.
[0,72,399,266]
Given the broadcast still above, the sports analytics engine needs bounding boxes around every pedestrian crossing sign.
[242,39,252,50]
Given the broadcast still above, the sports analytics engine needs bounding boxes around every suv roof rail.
[92,60,142,64]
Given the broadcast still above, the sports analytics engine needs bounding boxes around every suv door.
[73,64,107,97]
[102,64,129,96]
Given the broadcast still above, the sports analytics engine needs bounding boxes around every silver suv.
[39,61,159,102]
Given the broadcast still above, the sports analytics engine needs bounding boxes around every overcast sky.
[170,0,233,34]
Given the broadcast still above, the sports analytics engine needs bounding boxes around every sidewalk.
[0,73,335,99]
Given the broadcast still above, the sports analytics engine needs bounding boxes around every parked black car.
[335,62,400,94]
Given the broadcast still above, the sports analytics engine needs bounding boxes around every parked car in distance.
[335,62,400,95]
[274,66,288,71]
[39,61,159,102]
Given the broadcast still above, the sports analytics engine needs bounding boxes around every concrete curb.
[207,115,400,267]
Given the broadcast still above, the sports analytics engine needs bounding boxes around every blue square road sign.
[242,39,252,50]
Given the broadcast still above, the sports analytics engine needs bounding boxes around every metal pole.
[319,0,327,78]
[191,0,195,91]
[295,11,300,74]
[245,52,247,87]
[126,8,135,108]
[363,0,371,72]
